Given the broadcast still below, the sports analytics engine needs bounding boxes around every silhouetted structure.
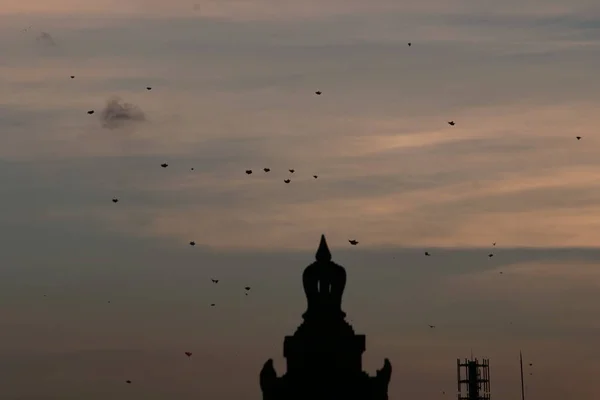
[457,357,491,400]
[519,351,525,400]
[260,235,392,400]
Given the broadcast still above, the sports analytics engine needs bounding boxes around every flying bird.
[246,169,253,175]
[289,169,295,173]
[493,242,496,246]
[576,136,582,140]
[185,352,192,357]
[189,241,195,246]
[161,163,168,168]
[146,87,152,91]
[210,303,215,307]
[408,42,412,46]
[112,198,119,203]
[244,286,251,291]
[448,121,455,126]
[263,168,270,172]
[87,110,94,114]
[313,175,318,179]
[126,380,132,384]
[428,325,435,328]
[211,279,219,283]
[349,240,359,245]
[425,251,431,256]
[284,179,290,183]
[191,167,194,170]
[70,75,75,79]
[315,91,322,95]
[488,253,494,258]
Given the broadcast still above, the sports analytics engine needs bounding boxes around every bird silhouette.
[161,163,168,168]
[349,240,359,245]
[87,110,94,114]
[244,286,250,291]
[284,179,290,183]
[428,325,435,328]
[146,87,152,91]
[210,303,215,307]
[191,167,194,170]
[576,136,582,140]
[448,121,455,126]
[315,91,322,95]
[185,352,192,357]
[112,198,119,203]
[246,170,253,175]
[263,168,270,172]
[189,241,195,246]
[313,175,318,179]
[488,253,494,258]
[425,251,431,256]
[408,42,412,46]
[211,279,219,283]
[126,380,132,384]
[70,75,75,79]
[289,169,295,173]
[493,242,496,246]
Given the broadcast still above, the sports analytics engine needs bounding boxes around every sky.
[1,0,600,398]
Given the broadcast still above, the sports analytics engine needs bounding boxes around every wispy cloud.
[1,0,600,251]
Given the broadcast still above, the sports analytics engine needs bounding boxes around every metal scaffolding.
[457,357,491,400]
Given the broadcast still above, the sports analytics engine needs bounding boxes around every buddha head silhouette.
[302,235,347,320]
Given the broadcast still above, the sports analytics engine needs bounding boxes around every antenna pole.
[520,351,525,400]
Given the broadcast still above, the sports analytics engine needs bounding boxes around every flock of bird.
[243,167,318,182]
[19,22,549,394]
[51,38,539,263]
[34,53,265,386]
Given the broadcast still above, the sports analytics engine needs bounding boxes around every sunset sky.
[1,0,600,399]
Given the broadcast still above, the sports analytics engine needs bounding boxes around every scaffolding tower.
[457,357,491,400]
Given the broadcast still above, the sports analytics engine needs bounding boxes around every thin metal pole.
[520,351,525,400]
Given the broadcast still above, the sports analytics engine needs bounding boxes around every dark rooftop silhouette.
[260,234,392,400]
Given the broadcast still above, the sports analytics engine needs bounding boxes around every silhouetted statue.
[302,235,346,320]
[260,234,392,400]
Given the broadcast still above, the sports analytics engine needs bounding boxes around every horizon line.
[204,244,600,254]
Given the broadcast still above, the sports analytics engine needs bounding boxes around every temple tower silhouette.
[260,235,392,400]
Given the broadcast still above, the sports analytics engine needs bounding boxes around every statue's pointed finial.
[315,234,332,262]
